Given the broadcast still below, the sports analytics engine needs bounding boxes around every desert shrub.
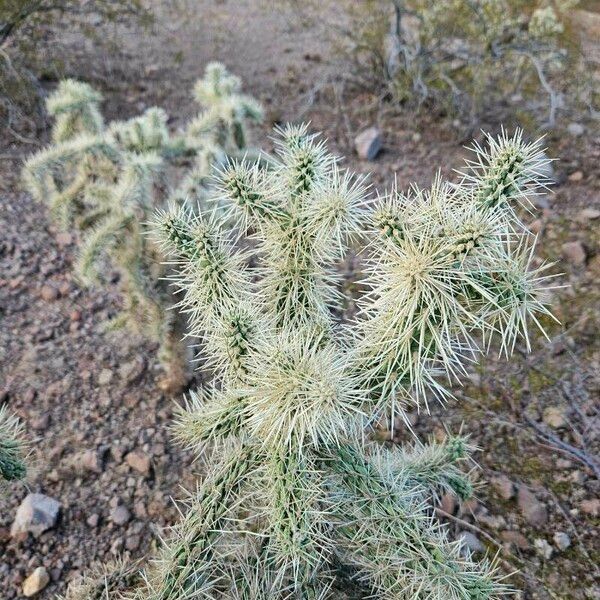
[22,63,263,393]
[83,123,557,599]
[330,0,596,128]
[0,406,28,493]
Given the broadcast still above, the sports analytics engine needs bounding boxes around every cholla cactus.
[46,79,104,143]
[131,124,555,598]
[22,64,262,393]
[171,63,264,213]
[0,407,28,492]
[187,62,264,157]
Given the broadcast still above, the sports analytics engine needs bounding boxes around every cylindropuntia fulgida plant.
[0,406,28,493]
[22,63,262,393]
[46,79,104,143]
[169,62,264,212]
[113,124,555,599]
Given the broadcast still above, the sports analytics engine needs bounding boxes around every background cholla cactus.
[187,61,264,156]
[112,124,557,599]
[22,63,262,393]
[0,406,28,492]
[170,62,264,212]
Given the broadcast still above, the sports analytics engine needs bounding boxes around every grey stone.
[11,494,61,537]
[534,538,554,559]
[553,531,571,550]
[110,505,131,526]
[459,531,484,555]
[98,368,113,386]
[567,122,585,137]
[355,127,382,161]
[86,514,100,528]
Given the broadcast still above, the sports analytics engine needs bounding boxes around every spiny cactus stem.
[155,443,257,600]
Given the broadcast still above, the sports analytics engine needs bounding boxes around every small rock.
[126,450,151,475]
[355,127,382,161]
[568,170,584,182]
[55,232,73,247]
[542,406,568,429]
[22,567,50,597]
[11,494,61,537]
[478,513,506,530]
[86,514,100,528]
[534,538,554,559]
[125,534,141,551]
[133,501,147,518]
[566,122,585,137]
[76,449,105,473]
[119,357,146,385]
[9,275,24,289]
[528,219,543,234]
[553,531,571,550]
[569,470,585,485]
[40,285,58,302]
[98,368,113,386]
[517,486,548,527]
[580,498,600,517]
[110,505,131,526]
[500,530,530,550]
[578,208,600,221]
[458,531,484,555]
[440,493,457,515]
[562,241,586,266]
[30,414,50,431]
[144,64,160,76]
[491,475,514,500]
